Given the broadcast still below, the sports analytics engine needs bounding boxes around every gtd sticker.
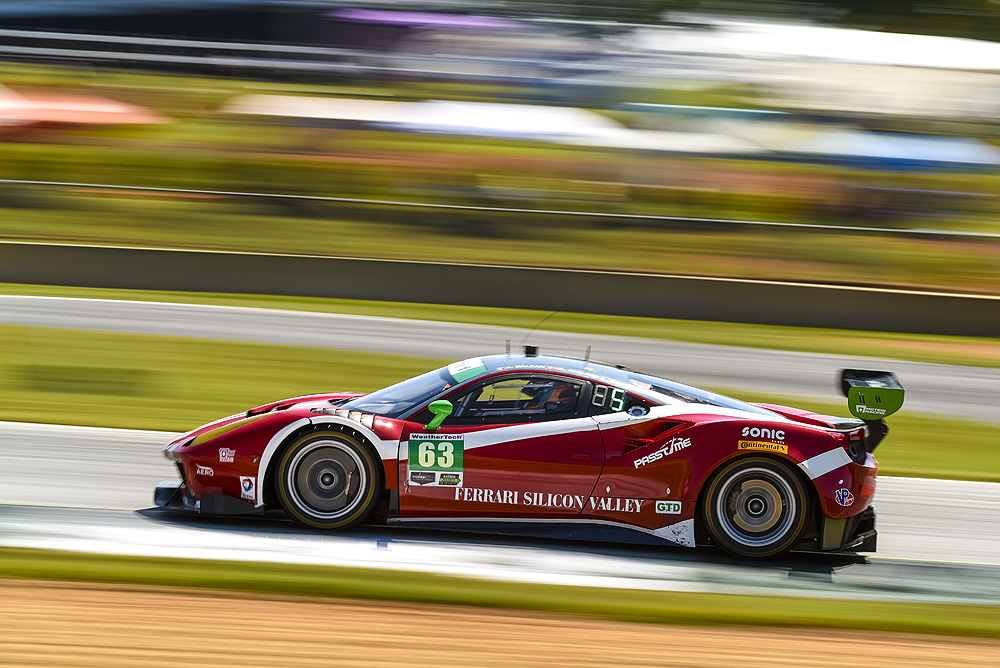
[655,500,682,514]
[835,488,855,506]
[239,476,256,501]
[408,434,464,487]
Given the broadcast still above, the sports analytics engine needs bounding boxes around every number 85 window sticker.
[408,434,464,487]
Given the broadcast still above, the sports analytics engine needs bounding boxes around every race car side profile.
[155,351,903,559]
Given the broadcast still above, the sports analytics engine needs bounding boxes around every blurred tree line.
[500,0,1000,41]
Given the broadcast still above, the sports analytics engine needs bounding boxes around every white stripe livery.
[797,447,853,480]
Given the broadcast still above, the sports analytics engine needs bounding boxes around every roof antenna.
[520,311,559,355]
[584,345,591,362]
[505,339,511,355]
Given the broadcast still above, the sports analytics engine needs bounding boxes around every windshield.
[628,372,780,417]
[340,367,455,418]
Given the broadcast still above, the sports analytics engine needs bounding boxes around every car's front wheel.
[276,431,382,529]
[702,456,810,558]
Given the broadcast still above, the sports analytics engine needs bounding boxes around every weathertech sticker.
[408,434,464,487]
[738,441,788,454]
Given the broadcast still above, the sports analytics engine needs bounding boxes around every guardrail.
[0,241,996,336]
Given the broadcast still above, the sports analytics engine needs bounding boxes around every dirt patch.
[2,580,998,668]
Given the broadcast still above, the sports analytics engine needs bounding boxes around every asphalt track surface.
[0,295,998,424]
[1,421,999,605]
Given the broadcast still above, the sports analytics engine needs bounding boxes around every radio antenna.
[520,311,559,352]
[505,339,511,355]
[584,345,591,361]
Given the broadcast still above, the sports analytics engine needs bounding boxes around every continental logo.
[738,440,788,454]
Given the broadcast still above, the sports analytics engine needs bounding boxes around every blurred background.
[1,3,1000,667]
[0,0,997,292]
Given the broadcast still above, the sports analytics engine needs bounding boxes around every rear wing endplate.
[840,369,904,420]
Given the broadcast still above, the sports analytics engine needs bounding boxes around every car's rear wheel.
[702,456,810,559]
[276,431,381,530]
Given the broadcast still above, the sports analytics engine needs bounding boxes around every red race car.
[155,350,903,558]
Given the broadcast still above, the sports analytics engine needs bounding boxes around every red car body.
[156,353,882,558]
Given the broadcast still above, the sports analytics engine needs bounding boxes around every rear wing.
[840,369,905,420]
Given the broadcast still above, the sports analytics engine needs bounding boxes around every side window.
[453,376,583,422]
[589,384,654,417]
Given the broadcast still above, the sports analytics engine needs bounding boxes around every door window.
[450,376,584,423]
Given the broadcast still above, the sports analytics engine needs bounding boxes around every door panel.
[399,416,605,517]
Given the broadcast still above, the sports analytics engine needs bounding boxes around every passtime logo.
[741,426,785,442]
[633,437,693,468]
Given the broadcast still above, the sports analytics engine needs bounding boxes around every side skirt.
[386,516,696,548]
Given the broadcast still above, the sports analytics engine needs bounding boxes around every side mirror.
[426,400,453,431]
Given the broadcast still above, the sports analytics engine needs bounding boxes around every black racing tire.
[702,456,810,559]
[275,431,382,530]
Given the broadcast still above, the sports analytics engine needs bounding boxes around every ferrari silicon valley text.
[455,487,644,513]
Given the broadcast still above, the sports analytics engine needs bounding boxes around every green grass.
[0,324,441,431]
[2,282,997,368]
[0,321,997,481]
[0,547,997,637]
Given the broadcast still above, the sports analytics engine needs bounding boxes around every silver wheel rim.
[715,466,796,548]
[286,439,367,520]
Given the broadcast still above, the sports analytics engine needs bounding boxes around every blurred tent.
[0,84,168,129]
[222,95,402,123]
[633,19,1000,71]
[785,130,1000,171]
[222,94,764,156]
[381,100,623,140]
[618,102,1000,170]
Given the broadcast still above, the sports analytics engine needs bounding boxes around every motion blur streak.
[2,178,998,238]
